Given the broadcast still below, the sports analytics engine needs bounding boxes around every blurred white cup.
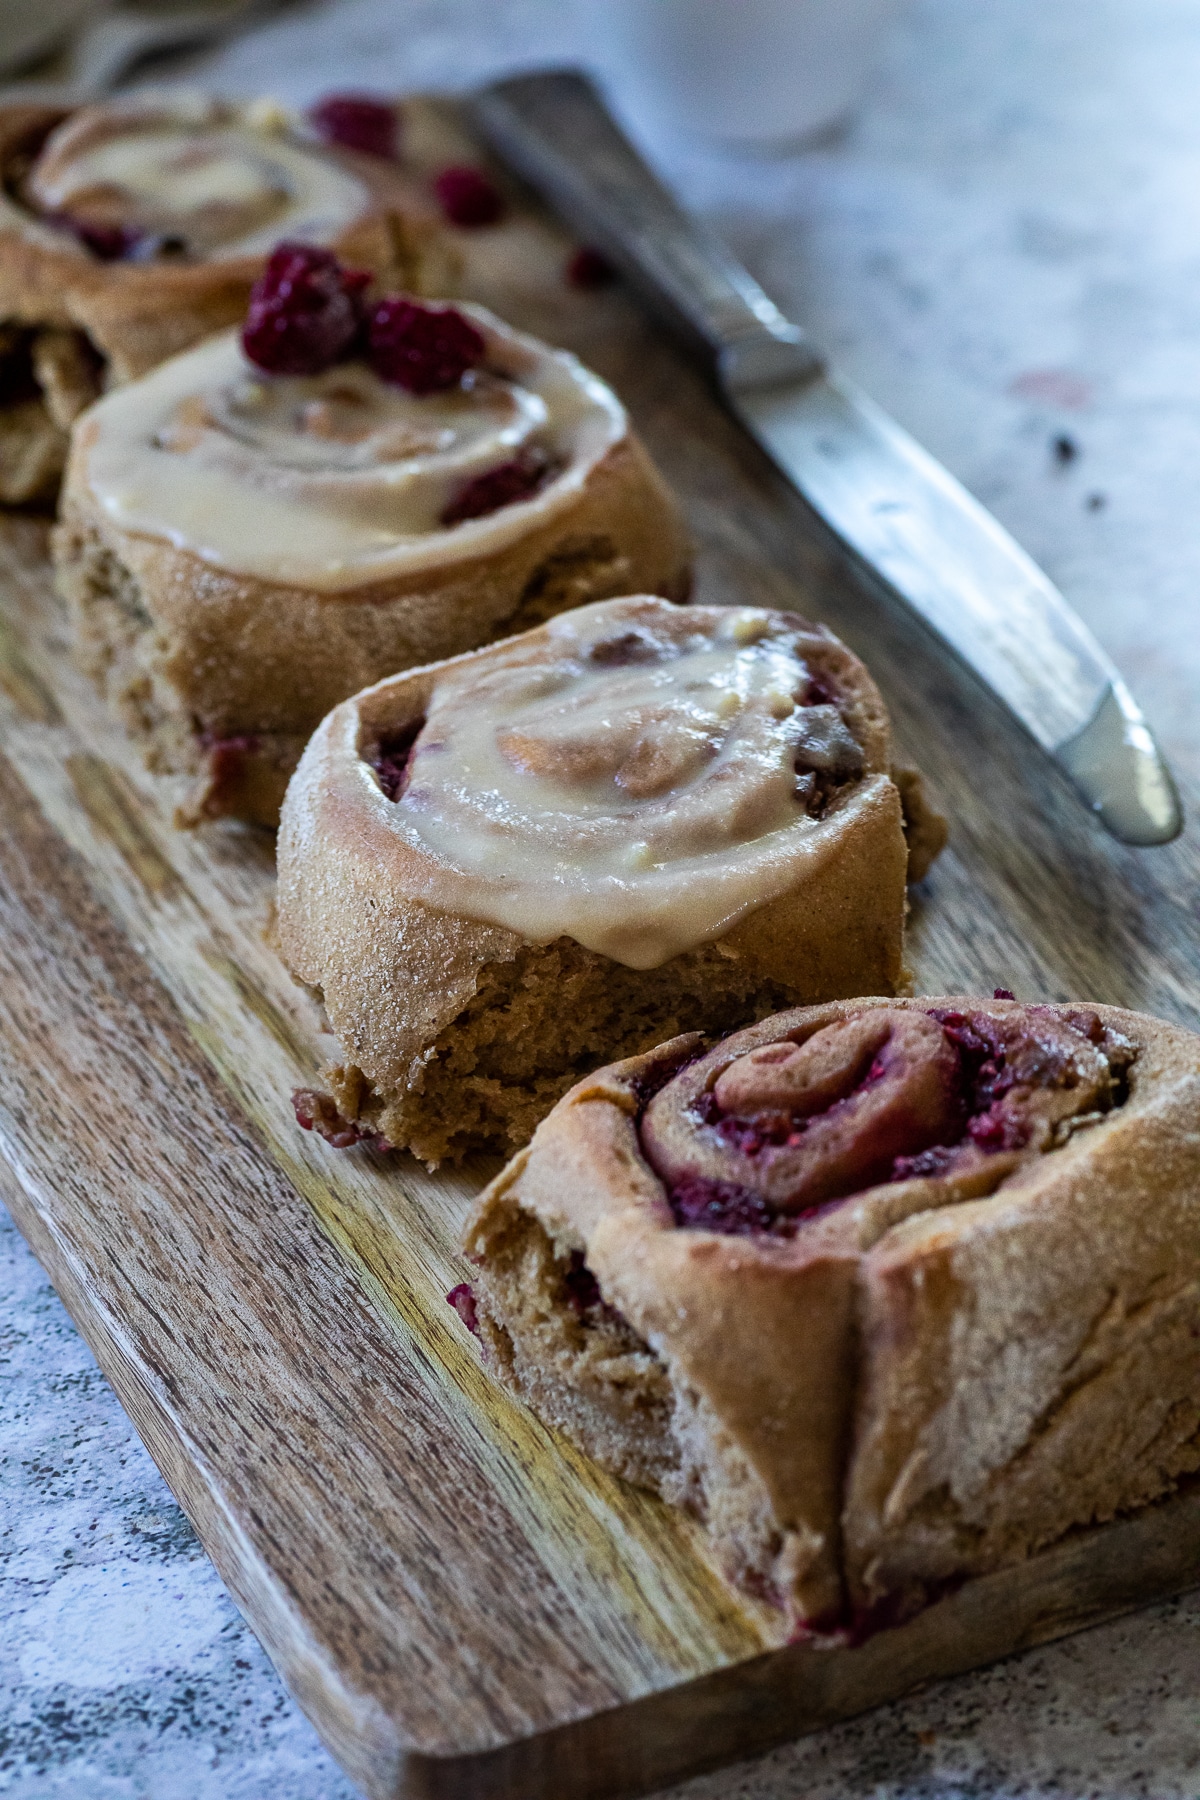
[573,0,906,148]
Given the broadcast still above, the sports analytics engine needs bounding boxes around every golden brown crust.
[55,425,691,826]
[459,996,1200,1634]
[845,1003,1200,1614]
[276,602,914,1163]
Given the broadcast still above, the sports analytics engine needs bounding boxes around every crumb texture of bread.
[893,765,948,884]
[328,934,797,1165]
[459,998,1200,1636]
[468,1166,841,1616]
[470,1185,677,1491]
[466,1067,860,1623]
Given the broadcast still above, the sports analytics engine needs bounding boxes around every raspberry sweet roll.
[54,271,688,825]
[276,595,941,1165]
[460,995,1200,1635]
[0,90,449,504]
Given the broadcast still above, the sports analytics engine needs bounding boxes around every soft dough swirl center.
[641,1001,1131,1226]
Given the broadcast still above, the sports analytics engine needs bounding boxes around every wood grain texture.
[0,100,1199,1800]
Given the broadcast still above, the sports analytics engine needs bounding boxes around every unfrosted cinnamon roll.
[277,596,938,1165]
[459,995,1200,1636]
[55,281,689,825]
[0,90,450,503]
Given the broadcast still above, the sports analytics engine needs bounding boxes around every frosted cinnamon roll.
[277,595,940,1165]
[55,277,689,825]
[459,994,1200,1636]
[0,90,450,503]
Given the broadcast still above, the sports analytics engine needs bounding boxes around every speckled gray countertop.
[4,1,1200,1794]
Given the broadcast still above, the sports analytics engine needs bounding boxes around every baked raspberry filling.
[440,447,552,526]
[561,1251,629,1329]
[446,1282,480,1336]
[641,1003,1134,1236]
[47,211,144,261]
[585,629,667,668]
[792,692,865,818]
[292,1088,392,1153]
[565,246,616,290]
[668,1176,784,1237]
[366,297,486,395]
[242,243,370,376]
[309,92,399,160]
[197,729,259,809]
[434,165,505,227]
[365,718,424,801]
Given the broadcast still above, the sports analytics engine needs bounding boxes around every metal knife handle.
[472,69,822,388]
[474,69,1183,847]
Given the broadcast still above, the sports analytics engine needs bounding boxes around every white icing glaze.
[24,93,370,260]
[77,309,626,591]
[363,599,874,969]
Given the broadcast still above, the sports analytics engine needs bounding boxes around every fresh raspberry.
[440,448,550,526]
[565,245,615,290]
[242,243,370,376]
[434,165,505,227]
[309,92,400,160]
[366,297,485,394]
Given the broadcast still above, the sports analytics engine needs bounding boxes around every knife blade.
[471,70,1182,847]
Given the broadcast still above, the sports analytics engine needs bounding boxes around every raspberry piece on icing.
[308,92,400,160]
[434,165,505,227]
[242,243,370,376]
[367,297,486,395]
[440,448,551,526]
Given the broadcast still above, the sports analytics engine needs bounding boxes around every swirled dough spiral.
[357,597,886,967]
[461,995,1200,1635]
[20,93,373,260]
[75,306,625,590]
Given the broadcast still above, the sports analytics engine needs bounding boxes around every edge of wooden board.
[392,1487,1200,1800]
[1,91,1199,1800]
[3,1106,1199,1800]
[0,739,1196,1800]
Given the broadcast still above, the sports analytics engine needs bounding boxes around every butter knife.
[472,70,1182,847]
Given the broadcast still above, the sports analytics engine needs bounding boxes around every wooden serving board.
[1,101,1199,1800]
